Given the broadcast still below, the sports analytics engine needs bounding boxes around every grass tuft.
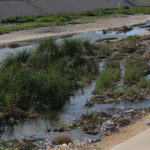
[0,38,98,111]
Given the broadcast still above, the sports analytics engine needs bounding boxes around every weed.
[124,57,146,84]
[139,77,150,88]
[96,69,120,93]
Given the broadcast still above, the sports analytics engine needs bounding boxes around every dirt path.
[111,128,150,150]
[0,14,150,47]
[84,114,150,150]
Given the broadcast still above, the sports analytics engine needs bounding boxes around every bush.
[139,77,150,88]
[96,69,120,93]
[2,50,31,68]
[124,35,140,42]
[0,39,98,111]
[124,57,146,84]
[61,39,94,57]
[29,39,59,68]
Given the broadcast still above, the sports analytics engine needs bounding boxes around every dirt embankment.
[0,14,150,47]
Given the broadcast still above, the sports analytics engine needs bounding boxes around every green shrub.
[97,43,112,58]
[105,59,120,70]
[0,39,98,111]
[124,57,146,83]
[28,39,59,68]
[61,39,94,57]
[139,77,150,88]
[124,35,140,42]
[96,69,120,93]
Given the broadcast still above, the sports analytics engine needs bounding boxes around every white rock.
[68,143,72,148]
[61,143,68,149]
[127,109,135,113]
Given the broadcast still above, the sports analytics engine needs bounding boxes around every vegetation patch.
[139,77,150,88]
[124,35,140,42]
[96,69,120,93]
[0,39,98,112]
[96,52,121,93]
[124,57,146,84]
[92,35,150,104]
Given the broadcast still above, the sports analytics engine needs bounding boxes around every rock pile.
[24,136,101,150]
[45,138,100,150]
[46,107,150,136]
[0,107,149,150]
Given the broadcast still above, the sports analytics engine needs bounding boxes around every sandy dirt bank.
[0,14,150,47]
[84,114,150,150]
[111,128,150,150]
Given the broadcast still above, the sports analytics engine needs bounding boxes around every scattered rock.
[71,107,150,136]
[85,129,98,135]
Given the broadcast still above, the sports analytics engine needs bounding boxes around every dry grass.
[52,135,74,145]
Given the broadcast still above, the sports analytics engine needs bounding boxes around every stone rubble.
[32,137,101,150]
[0,107,149,150]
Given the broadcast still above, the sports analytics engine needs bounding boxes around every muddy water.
[56,22,150,44]
[0,44,36,62]
[0,22,150,141]
[2,81,98,141]
[0,22,150,62]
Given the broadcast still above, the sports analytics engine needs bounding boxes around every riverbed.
[0,22,150,141]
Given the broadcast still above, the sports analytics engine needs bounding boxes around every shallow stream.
[0,22,150,141]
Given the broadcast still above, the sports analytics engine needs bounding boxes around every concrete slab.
[0,0,150,18]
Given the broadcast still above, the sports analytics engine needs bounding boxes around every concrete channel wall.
[0,0,150,18]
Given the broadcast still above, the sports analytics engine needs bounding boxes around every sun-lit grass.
[96,69,120,93]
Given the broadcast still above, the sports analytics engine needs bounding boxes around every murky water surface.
[56,22,149,44]
[0,22,150,141]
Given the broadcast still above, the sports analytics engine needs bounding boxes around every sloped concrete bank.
[0,0,150,18]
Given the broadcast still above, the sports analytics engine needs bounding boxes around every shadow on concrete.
[123,0,136,6]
